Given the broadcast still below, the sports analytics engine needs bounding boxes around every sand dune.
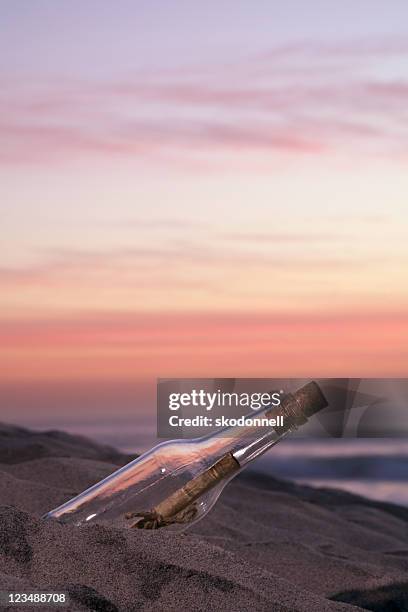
[0,423,407,611]
[0,422,134,466]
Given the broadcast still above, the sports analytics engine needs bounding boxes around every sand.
[0,422,407,611]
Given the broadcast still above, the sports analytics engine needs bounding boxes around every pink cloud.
[0,37,407,166]
[1,310,408,380]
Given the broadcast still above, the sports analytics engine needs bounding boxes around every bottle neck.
[233,427,291,467]
[197,398,299,468]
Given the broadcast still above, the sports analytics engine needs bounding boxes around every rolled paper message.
[126,452,240,529]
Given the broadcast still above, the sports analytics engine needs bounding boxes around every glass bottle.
[44,381,327,531]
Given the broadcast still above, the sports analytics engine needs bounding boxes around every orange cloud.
[1,239,399,317]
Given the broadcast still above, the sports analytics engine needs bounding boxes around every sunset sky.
[1,2,408,432]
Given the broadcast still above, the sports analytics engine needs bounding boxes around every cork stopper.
[292,381,328,418]
[272,381,327,432]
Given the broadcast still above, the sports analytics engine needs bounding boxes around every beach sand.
[0,422,407,611]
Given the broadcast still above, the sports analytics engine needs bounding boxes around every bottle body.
[44,382,327,530]
[44,412,284,529]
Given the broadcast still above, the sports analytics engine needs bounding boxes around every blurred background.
[1,1,407,504]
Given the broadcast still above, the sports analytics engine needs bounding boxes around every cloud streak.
[0,240,388,292]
